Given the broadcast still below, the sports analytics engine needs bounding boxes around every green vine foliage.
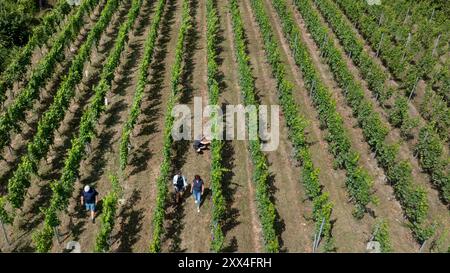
[119,0,167,171]
[416,124,450,203]
[95,175,120,252]
[373,219,391,253]
[149,0,191,253]
[3,0,111,215]
[271,0,374,220]
[32,0,142,252]
[0,0,100,152]
[206,0,226,252]
[229,0,280,252]
[335,0,449,141]
[293,0,432,243]
[0,0,74,102]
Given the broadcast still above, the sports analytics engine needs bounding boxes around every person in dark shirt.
[190,175,204,213]
[81,185,98,223]
[193,135,210,153]
[173,170,187,204]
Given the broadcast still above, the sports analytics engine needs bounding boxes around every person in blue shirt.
[190,175,205,213]
[81,185,98,223]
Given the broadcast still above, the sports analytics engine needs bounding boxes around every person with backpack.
[190,174,204,213]
[173,170,188,204]
[80,185,98,223]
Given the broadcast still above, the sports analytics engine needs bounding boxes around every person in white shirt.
[193,134,211,153]
[173,170,188,204]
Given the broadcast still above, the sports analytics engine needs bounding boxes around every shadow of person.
[95,199,103,216]
[200,188,211,208]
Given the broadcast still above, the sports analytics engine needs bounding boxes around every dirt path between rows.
[54,0,157,253]
[300,0,450,249]
[240,0,315,253]
[161,0,213,253]
[3,0,107,105]
[331,0,449,148]
[0,0,106,193]
[27,7,79,70]
[310,0,448,160]
[0,0,133,252]
[107,0,182,252]
[257,0,376,252]
[218,0,262,253]
[283,0,419,251]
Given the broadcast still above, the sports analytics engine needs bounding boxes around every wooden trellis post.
[419,240,427,252]
[310,80,316,97]
[312,217,325,253]
[432,34,441,57]
[372,145,378,159]
[293,33,299,55]
[127,141,132,153]
[414,130,428,158]
[54,227,61,245]
[376,33,384,57]
[320,35,328,58]
[378,12,384,26]
[8,145,13,156]
[401,33,412,62]
[428,8,435,22]
[403,7,410,25]
[85,142,92,154]
[407,77,420,102]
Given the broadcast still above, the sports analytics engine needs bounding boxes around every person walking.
[173,170,188,204]
[190,175,204,213]
[81,185,98,223]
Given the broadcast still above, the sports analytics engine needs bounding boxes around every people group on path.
[80,137,210,221]
[172,171,206,213]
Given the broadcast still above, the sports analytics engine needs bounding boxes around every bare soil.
[0,0,106,193]
[283,0,420,252]
[53,0,158,253]
[161,0,213,253]
[239,0,316,253]
[288,0,450,250]
[1,0,447,253]
[216,0,262,253]
[0,0,135,252]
